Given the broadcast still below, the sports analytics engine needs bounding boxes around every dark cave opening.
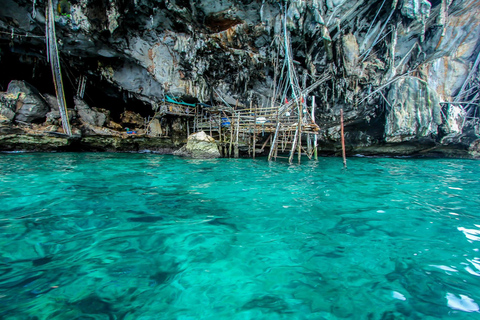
[0,46,154,123]
[81,80,155,121]
[0,44,54,94]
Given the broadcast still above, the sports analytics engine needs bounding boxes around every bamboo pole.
[194,106,197,133]
[218,117,223,158]
[253,104,256,159]
[289,125,299,164]
[260,134,272,152]
[234,113,240,158]
[228,100,238,157]
[228,118,234,158]
[209,113,212,137]
[298,104,302,164]
[340,108,347,168]
[312,96,318,160]
[46,0,71,136]
[268,122,280,161]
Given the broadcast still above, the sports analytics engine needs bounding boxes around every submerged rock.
[174,131,220,159]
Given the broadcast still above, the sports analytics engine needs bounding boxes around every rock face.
[385,77,442,143]
[75,97,106,127]
[7,81,49,123]
[148,119,163,137]
[174,131,220,158]
[0,0,479,156]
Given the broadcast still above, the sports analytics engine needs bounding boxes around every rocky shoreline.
[1,124,478,159]
[1,0,479,159]
[1,79,478,158]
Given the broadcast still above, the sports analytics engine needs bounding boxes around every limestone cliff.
[0,0,479,157]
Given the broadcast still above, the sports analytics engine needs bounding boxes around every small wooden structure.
[153,7,335,164]
[155,71,331,164]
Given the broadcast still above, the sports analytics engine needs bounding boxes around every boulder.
[106,120,123,130]
[148,118,163,136]
[7,80,49,123]
[173,131,220,159]
[0,92,18,122]
[0,114,11,123]
[45,110,61,125]
[43,93,60,111]
[75,97,106,127]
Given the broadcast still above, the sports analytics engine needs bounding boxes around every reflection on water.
[0,153,479,319]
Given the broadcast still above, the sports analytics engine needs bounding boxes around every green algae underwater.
[0,153,479,319]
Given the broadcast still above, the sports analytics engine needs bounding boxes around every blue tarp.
[165,95,196,107]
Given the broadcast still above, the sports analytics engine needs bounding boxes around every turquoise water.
[0,153,479,319]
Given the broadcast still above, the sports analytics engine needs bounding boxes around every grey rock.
[43,94,60,111]
[341,34,360,77]
[75,97,106,127]
[400,0,431,22]
[7,80,49,123]
[148,119,163,137]
[385,77,442,143]
[174,131,220,159]
[0,92,18,121]
[45,110,61,125]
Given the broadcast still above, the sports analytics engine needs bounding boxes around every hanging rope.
[46,0,72,136]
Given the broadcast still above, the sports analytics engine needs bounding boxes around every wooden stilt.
[340,108,347,168]
[194,106,197,133]
[228,100,238,157]
[312,96,318,160]
[234,113,240,158]
[253,104,256,159]
[268,122,280,161]
[209,114,212,137]
[298,104,302,164]
[260,134,272,153]
[229,119,234,158]
[289,125,299,164]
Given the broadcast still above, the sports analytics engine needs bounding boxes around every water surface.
[0,153,479,319]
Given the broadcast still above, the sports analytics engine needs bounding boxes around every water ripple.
[0,153,479,319]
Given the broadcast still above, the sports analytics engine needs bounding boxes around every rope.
[46,0,72,136]
[0,30,44,38]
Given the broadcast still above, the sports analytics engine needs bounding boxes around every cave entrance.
[80,78,155,123]
[0,47,155,125]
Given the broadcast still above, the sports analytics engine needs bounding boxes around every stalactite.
[389,24,397,79]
